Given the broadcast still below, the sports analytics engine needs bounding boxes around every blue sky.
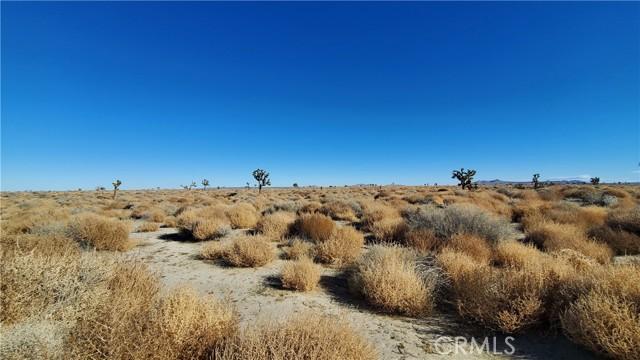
[2,2,639,190]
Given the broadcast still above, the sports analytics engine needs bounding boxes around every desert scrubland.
[1,184,639,359]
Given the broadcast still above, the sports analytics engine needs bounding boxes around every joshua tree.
[202,179,210,190]
[245,182,250,190]
[112,180,122,199]
[590,177,600,185]
[452,168,476,190]
[293,183,299,188]
[181,181,197,190]
[252,169,271,193]
[532,173,541,189]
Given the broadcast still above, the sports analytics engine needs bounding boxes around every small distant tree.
[532,173,540,189]
[96,186,106,193]
[452,168,476,190]
[181,181,197,191]
[590,177,600,185]
[245,182,250,190]
[252,169,271,193]
[112,180,122,199]
[202,179,210,190]
[293,183,299,188]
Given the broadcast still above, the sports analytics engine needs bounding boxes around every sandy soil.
[129,228,599,360]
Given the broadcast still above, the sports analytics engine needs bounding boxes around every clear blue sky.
[2,2,639,191]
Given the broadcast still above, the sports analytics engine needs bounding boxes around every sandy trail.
[129,228,598,360]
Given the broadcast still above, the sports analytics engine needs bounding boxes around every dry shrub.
[527,221,612,264]
[297,201,322,214]
[0,319,64,360]
[403,228,440,254]
[256,211,296,240]
[226,203,258,229]
[192,218,231,241]
[144,208,166,223]
[178,209,231,241]
[560,264,640,360]
[163,216,178,228]
[137,222,160,232]
[608,207,640,235]
[589,226,640,255]
[444,233,492,264]
[283,238,314,260]
[293,213,336,243]
[1,233,79,259]
[63,262,160,358]
[155,287,237,359]
[0,252,108,326]
[350,245,437,315]
[67,213,132,251]
[64,262,238,360]
[369,217,407,243]
[315,226,364,266]
[530,202,608,230]
[404,204,514,243]
[561,290,640,360]
[200,241,227,261]
[438,250,554,333]
[280,258,322,291]
[360,202,400,228]
[212,313,376,360]
[203,235,275,267]
[493,240,546,269]
[319,200,359,221]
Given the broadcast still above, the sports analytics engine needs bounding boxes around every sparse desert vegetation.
[1,184,639,359]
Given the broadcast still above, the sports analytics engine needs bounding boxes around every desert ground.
[1,184,639,359]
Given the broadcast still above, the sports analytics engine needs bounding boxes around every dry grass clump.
[137,222,160,232]
[349,245,437,315]
[527,221,612,264]
[402,228,440,254]
[154,287,238,359]
[369,217,407,243]
[64,262,161,358]
[293,213,336,242]
[560,264,640,360]
[280,258,322,291]
[444,233,492,264]
[360,202,405,242]
[177,208,231,241]
[608,207,640,235]
[163,216,178,228]
[319,200,359,221]
[589,226,640,255]
[315,226,365,266]
[1,233,79,258]
[438,250,554,333]
[225,203,258,229]
[283,238,314,260]
[562,289,640,360]
[256,211,296,240]
[493,240,546,268]
[404,204,514,243]
[192,218,232,241]
[143,208,166,223]
[212,313,376,360]
[201,235,275,267]
[0,252,108,325]
[67,213,132,251]
[524,202,608,230]
[65,263,238,359]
